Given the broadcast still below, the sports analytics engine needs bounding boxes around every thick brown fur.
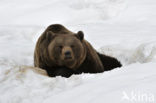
[34,24,122,77]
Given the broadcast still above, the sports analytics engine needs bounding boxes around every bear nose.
[64,51,72,59]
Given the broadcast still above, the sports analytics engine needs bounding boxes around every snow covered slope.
[0,0,156,103]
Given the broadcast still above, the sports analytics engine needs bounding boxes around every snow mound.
[99,42,156,65]
[0,62,156,103]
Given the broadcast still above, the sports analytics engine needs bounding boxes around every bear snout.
[62,46,74,60]
[64,51,72,59]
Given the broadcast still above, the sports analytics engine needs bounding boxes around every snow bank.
[0,62,156,103]
[99,42,156,65]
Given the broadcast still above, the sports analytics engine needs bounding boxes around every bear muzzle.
[62,46,74,61]
[64,51,72,60]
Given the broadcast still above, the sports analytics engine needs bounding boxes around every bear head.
[46,31,86,69]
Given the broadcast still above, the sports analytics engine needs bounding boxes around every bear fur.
[34,24,122,77]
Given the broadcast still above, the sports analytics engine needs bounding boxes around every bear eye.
[71,45,75,48]
[58,45,63,48]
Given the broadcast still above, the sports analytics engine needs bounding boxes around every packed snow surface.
[0,0,156,103]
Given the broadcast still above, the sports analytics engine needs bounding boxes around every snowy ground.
[0,0,156,103]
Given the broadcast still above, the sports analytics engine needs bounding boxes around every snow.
[0,0,156,103]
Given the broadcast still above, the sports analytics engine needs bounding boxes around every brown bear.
[34,24,122,77]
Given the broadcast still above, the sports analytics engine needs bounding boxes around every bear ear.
[76,31,84,41]
[46,31,55,41]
